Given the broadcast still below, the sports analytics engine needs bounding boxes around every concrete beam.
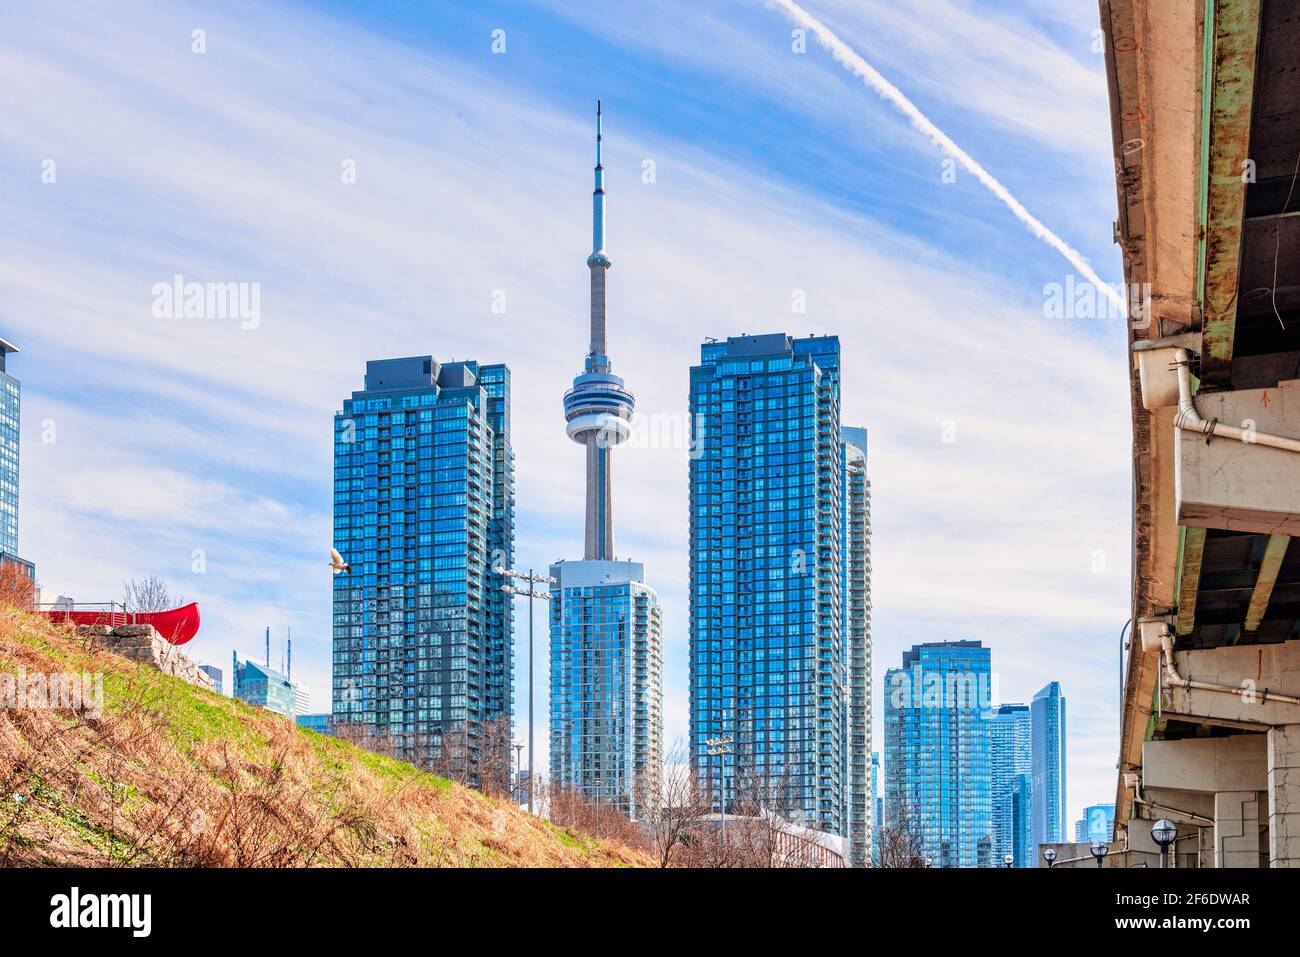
[1244,534,1290,633]
[1178,380,1300,536]
[1176,525,1208,636]
[1164,641,1300,726]
[1144,735,1268,792]
[1199,0,1263,386]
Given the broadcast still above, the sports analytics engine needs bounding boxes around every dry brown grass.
[0,607,648,868]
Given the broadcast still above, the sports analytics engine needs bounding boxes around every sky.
[0,0,1131,829]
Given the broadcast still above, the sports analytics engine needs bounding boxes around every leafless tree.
[636,739,713,867]
[533,776,653,852]
[876,800,927,868]
[0,561,37,611]
[123,575,182,613]
[425,716,514,798]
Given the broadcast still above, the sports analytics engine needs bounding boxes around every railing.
[36,601,133,626]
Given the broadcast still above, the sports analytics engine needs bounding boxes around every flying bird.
[330,548,351,575]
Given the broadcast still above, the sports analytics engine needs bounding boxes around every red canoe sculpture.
[40,602,201,647]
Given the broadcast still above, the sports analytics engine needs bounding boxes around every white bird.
[329,548,351,575]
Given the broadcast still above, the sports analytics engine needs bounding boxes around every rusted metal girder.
[1199,0,1263,387]
[1176,526,1209,636]
[1243,533,1290,633]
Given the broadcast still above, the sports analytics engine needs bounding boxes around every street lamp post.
[1042,847,1057,869]
[1090,840,1109,868]
[1002,853,1014,869]
[497,566,557,815]
[1151,818,1178,869]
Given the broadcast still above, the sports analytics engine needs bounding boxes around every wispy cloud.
[767,0,1124,312]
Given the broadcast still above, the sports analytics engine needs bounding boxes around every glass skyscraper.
[549,103,663,814]
[1074,803,1114,843]
[842,427,872,865]
[688,333,847,835]
[0,340,21,558]
[883,640,994,868]
[1031,680,1067,851]
[332,356,514,774]
[549,560,663,815]
[990,702,1031,866]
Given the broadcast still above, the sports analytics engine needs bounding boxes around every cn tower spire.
[564,100,635,561]
[587,99,611,366]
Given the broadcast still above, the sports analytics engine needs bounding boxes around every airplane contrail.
[768,0,1126,313]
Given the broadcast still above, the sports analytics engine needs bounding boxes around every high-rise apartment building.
[332,355,514,773]
[1074,803,1114,843]
[1031,681,1067,851]
[549,103,663,815]
[883,640,994,867]
[689,332,845,834]
[843,427,872,865]
[0,339,21,558]
[991,702,1031,866]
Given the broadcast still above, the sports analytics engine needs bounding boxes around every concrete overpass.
[1102,0,1300,868]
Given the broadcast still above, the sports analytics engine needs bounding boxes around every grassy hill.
[0,607,647,867]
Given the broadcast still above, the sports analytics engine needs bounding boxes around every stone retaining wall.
[77,624,215,690]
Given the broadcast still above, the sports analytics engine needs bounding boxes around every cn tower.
[562,99,636,561]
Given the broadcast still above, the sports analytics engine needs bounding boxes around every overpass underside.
[1104,0,1300,867]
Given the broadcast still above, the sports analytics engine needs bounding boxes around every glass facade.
[990,702,1031,866]
[0,344,20,556]
[883,641,994,868]
[1074,803,1114,843]
[689,333,846,834]
[233,655,300,718]
[549,560,663,817]
[332,357,514,773]
[1031,680,1067,850]
[843,427,872,865]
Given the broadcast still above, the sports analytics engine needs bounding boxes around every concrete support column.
[1214,790,1263,867]
[1268,724,1300,867]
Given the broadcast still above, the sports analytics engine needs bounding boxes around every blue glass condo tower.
[0,340,21,558]
[990,702,1031,866]
[689,333,846,835]
[1031,680,1067,852]
[332,356,514,774]
[883,640,994,867]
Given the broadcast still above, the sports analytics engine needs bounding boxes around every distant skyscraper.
[884,641,994,868]
[1076,803,1115,843]
[990,702,1031,866]
[198,664,224,695]
[232,653,304,719]
[332,354,514,773]
[1031,681,1067,851]
[843,427,872,866]
[0,339,21,557]
[549,103,663,815]
[1011,772,1032,867]
[689,333,845,834]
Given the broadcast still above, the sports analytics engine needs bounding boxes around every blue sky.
[1,0,1130,825]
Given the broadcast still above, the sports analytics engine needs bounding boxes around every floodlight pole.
[498,566,557,815]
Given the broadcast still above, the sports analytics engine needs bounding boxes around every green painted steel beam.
[1177,525,1208,637]
[1198,0,1263,386]
[1243,534,1290,633]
